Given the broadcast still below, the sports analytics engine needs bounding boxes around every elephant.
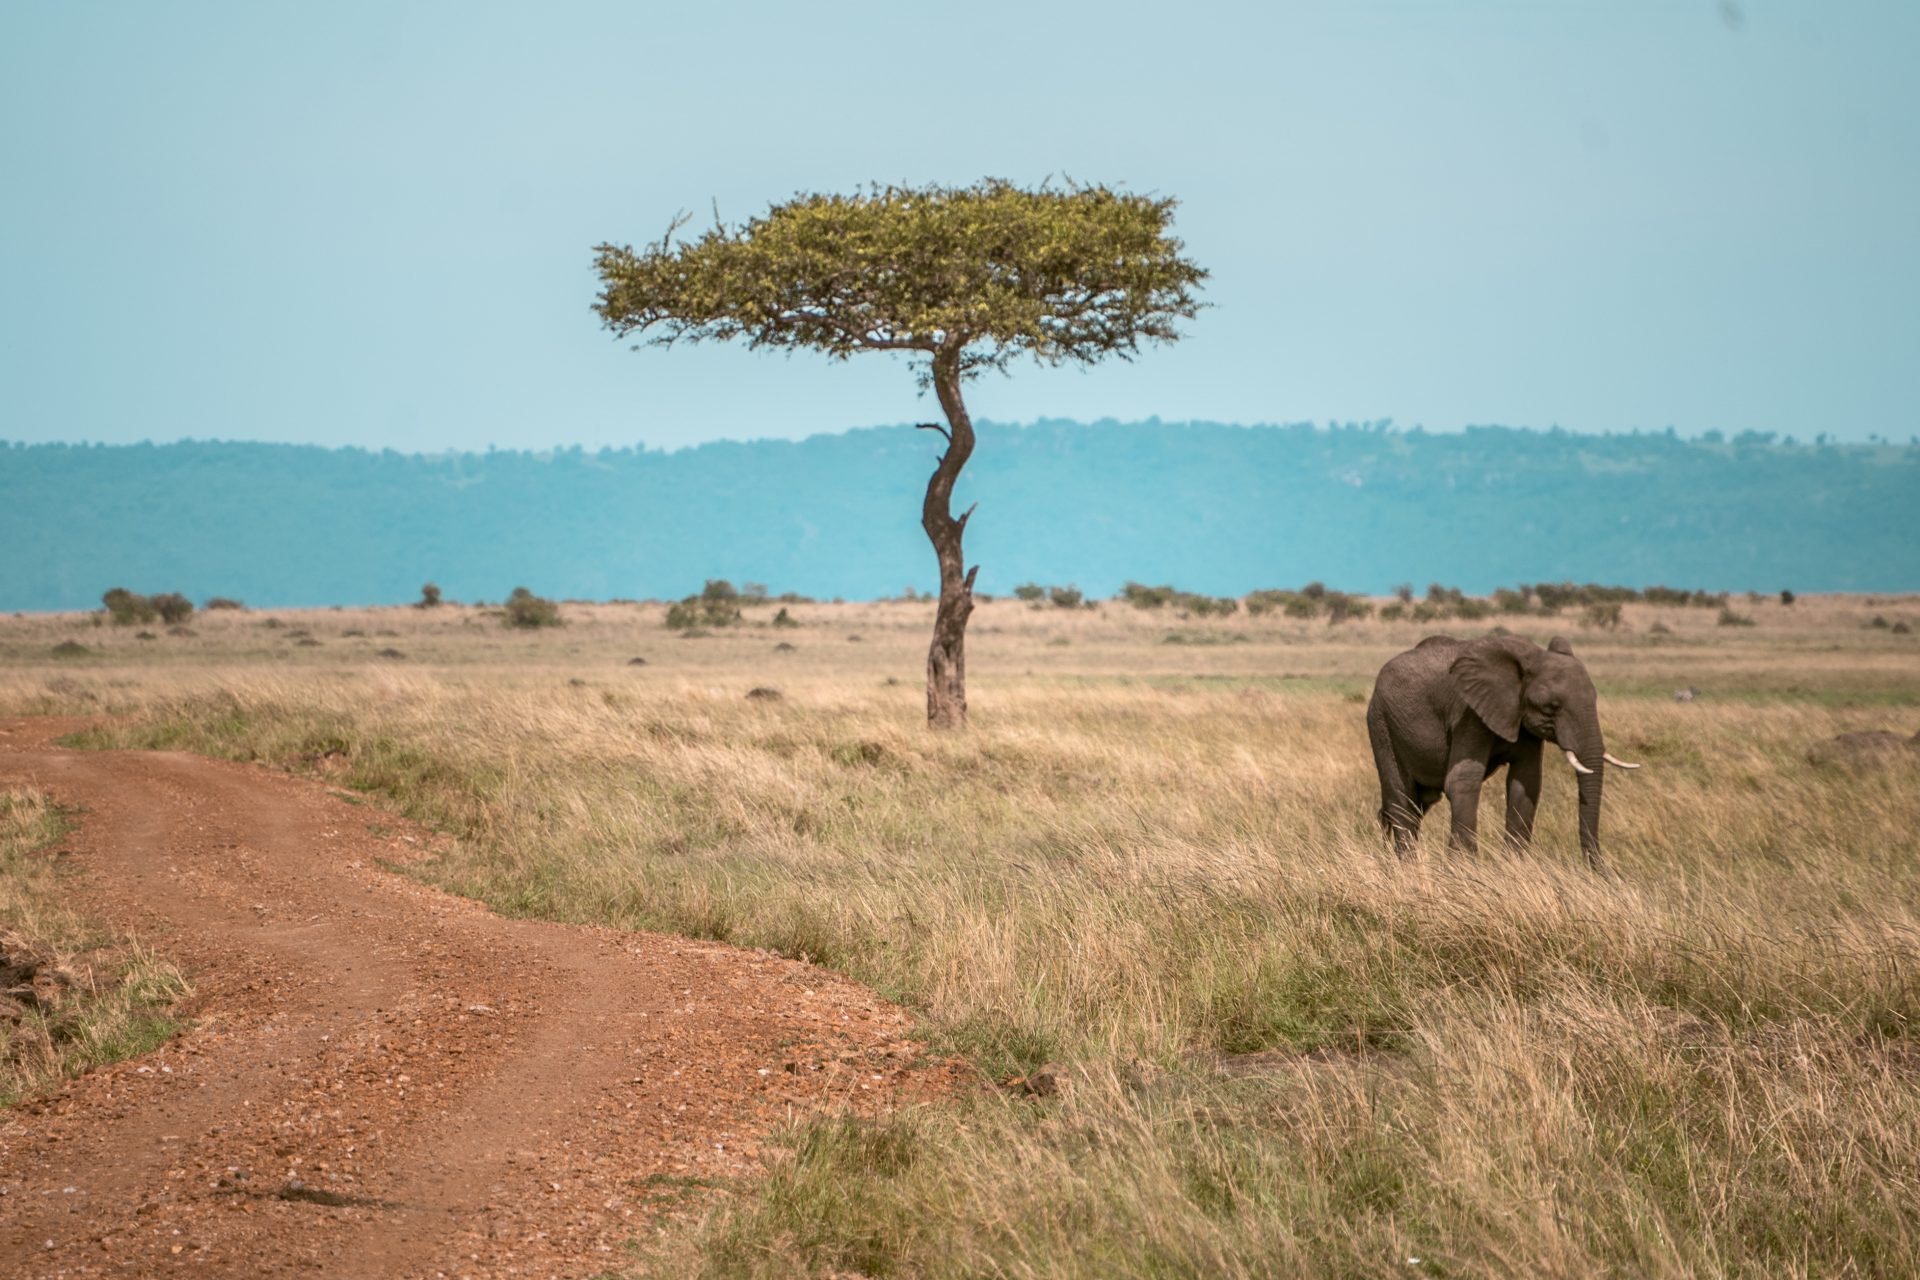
[1366,633,1639,868]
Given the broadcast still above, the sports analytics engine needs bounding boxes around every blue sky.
[3,1,1914,450]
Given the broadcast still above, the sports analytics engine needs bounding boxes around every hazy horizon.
[9,414,1916,458]
[7,422,1915,612]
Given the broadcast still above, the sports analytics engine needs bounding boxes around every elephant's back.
[1375,635,1464,689]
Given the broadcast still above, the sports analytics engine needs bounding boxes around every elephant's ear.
[1451,638,1527,741]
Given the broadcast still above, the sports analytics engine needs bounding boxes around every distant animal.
[1367,634,1640,869]
[1673,686,1699,703]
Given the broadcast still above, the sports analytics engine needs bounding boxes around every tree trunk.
[922,347,978,729]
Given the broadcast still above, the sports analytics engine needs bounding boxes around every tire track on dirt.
[0,720,961,1278]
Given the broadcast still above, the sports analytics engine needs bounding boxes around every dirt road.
[0,719,957,1278]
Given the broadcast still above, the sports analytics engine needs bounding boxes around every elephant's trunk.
[1559,721,1606,869]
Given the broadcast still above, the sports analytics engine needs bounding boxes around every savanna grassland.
[3,592,1919,1278]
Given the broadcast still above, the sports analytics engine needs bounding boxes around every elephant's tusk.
[1565,750,1594,775]
[1602,752,1641,770]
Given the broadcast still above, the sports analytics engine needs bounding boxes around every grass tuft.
[1,789,189,1105]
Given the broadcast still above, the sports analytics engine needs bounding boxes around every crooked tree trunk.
[923,347,978,729]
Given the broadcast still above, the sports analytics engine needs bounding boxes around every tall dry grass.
[0,789,190,1105]
[3,597,1917,1274]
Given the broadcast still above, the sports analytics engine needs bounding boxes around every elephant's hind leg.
[1368,698,1422,858]
[1503,741,1544,851]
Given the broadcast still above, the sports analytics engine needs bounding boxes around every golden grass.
[0,789,190,1106]
[3,594,1918,1274]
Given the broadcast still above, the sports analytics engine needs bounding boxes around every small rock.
[1122,1056,1162,1093]
[1024,1062,1071,1099]
[375,648,405,659]
[773,642,796,652]
[746,686,783,701]
[626,657,648,666]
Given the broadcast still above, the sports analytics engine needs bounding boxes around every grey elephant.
[1366,634,1639,868]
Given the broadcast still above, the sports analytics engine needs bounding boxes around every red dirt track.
[0,719,956,1278]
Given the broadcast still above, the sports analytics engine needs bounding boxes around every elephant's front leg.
[1443,757,1487,854]
[1504,741,1544,850]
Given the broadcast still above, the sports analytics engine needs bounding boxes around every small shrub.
[50,640,91,658]
[418,583,443,608]
[1325,592,1372,624]
[1301,581,1327,601]
[1378,602,1407,621]
[150,593,194,625]
[1582,602,1624,629]
[1866,615,1892,630]
[1012,583,1047,603]
[1780,589,1796,605]
[772,608,800,629]
[1451,598,1493,621]
[1392,583,1414,603]
[1180,593,1238,617]
[203,597,245,611]
[101,588,155,626]
[1895,621,1913,635]
[1532,582,1581,611]
[1493,587,1533,615]
[1119,582,1176,609]
[1650,621,1673,635]
[1283,596,1319,619]
[1048,585,1083,609]
[665,580,742,629]
[503,586,563,629]
[1717,606,1755,628]
[1243,590,1301,617]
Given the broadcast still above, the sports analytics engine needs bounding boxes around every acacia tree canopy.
[593,178,1206,728]
[591,178,1206,377]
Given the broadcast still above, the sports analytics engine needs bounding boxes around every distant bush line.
[100,588,194,626]
[1097,580,1745,624]
[664,580,815,630]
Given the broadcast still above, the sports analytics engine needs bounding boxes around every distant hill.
[3,422,1916,611]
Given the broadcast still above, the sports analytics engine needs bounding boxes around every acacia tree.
[593,179,1206,729]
